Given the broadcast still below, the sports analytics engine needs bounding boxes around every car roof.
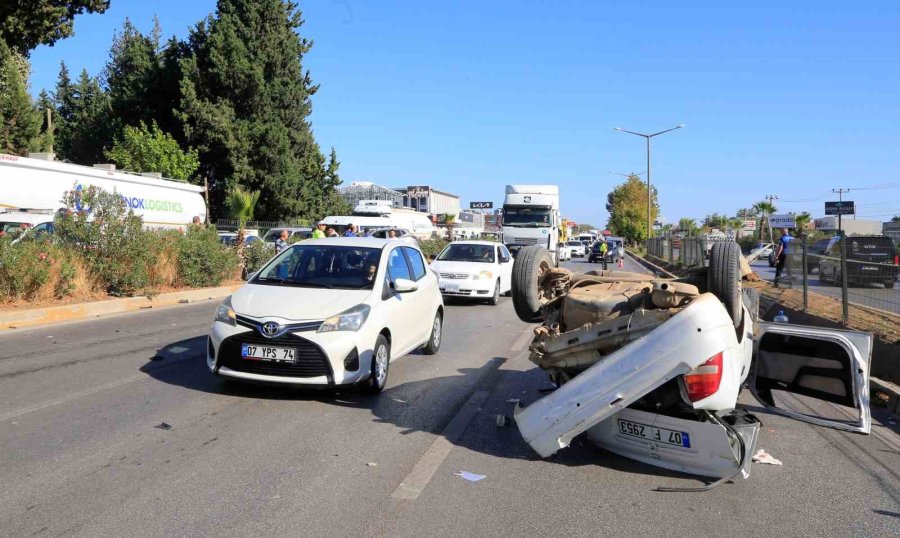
[446,240,501,247]
[295,237,413,249]
[0,213,54,224]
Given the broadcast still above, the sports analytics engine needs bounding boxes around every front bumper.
[207,321,374,386]
[437,277,494,298]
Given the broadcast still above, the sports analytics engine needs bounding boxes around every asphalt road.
[750,259,900,315]
[2,255,898,536]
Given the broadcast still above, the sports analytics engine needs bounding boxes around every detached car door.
[751,323,872,434]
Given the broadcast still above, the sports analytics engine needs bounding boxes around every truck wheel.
[512,246,554,323]
[708,242,742,328]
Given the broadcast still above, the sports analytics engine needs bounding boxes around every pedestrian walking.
[275,229,289,253]
[774,227,793,287]
[311,222,326,239]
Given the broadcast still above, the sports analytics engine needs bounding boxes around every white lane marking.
[0,373,146,422]
[392,390,491,501]
[512,327,535,352]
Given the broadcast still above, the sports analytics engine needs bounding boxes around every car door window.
[403,247,427,280]
[388,247,412,281]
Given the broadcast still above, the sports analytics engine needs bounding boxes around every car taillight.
[683,352,723,402]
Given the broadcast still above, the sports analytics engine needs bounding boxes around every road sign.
[769,214,796,228]
[825,201,855,216]
[469,201,493,209]
[742,220,757,231]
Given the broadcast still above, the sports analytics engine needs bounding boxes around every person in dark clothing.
[774,228,793,287]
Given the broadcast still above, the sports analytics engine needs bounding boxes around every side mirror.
[392,278,418,293]
[244,271,257,281]
[499,256,510,264]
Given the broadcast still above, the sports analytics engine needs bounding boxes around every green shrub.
[55,186,155,296]
[244,238,276,274]
[419,238,449,261]
[176,226,239,287]
[0,237,54,301]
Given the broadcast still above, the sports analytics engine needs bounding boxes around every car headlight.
[473,271,494,280]
[214,296,236,326]
[319,304,371,333]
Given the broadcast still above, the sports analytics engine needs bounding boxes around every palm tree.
[227,186,260,264]
[443,213,457,241]
[752,201,777,242]
[794,211,811,237]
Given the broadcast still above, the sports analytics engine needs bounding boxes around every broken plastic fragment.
[454,471,486,482]
[752,449,782,466]
[155,422,172,430]
[366,462,378,467]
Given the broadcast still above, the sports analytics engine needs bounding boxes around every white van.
[0,154,206,231]
[323,200,436,239]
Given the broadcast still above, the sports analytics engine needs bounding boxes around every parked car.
[218,232,261,247]
[565,240,586,258]
[818,235,898,288]
[207,238,444,393]
[262,227,312,246]
[430,240,513,305]
[0,208,56,242]
[510,243,872,482]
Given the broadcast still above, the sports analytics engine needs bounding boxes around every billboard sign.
[825,201,855,216]
[741,220,757,231]
[769,214,796,228]
[469,201,493,209]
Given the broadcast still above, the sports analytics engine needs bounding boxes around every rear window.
[848,237,895,261]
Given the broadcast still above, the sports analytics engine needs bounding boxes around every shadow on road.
[139,336,709,480]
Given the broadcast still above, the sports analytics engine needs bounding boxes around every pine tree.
[179,0,340,221]
[56,69,113,164]
[0,41,41,155]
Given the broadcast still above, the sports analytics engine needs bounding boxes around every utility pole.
[832,188,849,235]
[765,194,778,243]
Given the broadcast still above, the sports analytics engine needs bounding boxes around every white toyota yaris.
[207,238,444,393]
[430,241,514,305]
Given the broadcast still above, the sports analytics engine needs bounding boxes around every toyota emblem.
[261,322,280,337]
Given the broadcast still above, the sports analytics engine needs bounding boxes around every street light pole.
[614,125,684,249]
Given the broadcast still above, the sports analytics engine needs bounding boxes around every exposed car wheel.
[488,279,501,305]
[362,335,390,394]
[512,246,554,323]
[422,311,442,355]
[708,241,742,328]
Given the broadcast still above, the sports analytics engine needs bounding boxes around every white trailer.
[0,154,206,230]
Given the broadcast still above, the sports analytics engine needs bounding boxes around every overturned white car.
[510,243,872,485]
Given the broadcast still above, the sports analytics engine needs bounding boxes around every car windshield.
[262,229,283,241]
[566,241,582,246]
[847,237,895,261]
[437,244,495,263]
[502,206,551,227]
[0,221,28,239]
[253,245,383,289]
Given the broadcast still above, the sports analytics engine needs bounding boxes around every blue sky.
[28,0,900,226]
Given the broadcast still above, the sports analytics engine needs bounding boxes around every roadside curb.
[0,284,241,331]
[871,377,900,415]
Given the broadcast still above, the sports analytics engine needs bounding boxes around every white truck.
[0,153,206,238]
[501,185,562,264]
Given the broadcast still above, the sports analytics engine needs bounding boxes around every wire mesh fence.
[647,236,708,268]
[791,234,900,334]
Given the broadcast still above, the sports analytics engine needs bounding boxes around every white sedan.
[207,238,444,394]
[564,240,586,257]
[430,241,514,305]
